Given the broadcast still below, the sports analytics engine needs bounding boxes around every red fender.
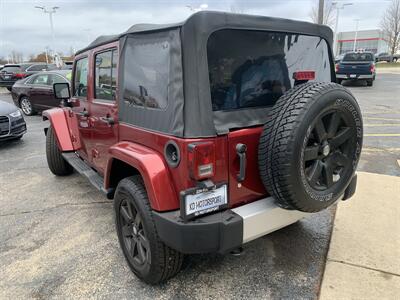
[42,108,74,151]
[106,141,177,212]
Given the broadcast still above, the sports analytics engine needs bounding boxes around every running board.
[62,152,114,198]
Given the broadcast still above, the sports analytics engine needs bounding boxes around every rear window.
[207,29,332,111]
[1,66,21,73]
[343,53,374,62]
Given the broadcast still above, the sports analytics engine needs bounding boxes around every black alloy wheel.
[119,197,151,270]
[303,110,354,191]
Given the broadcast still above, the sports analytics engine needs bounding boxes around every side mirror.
[53,82,71,100]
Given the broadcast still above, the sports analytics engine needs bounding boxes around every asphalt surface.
[0,72,399,299]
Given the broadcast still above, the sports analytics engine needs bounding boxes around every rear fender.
[42,108,74,151]
[106,142,177,212]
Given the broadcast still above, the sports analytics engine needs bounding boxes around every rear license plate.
[4,75,10,80]
[350,74,357,78]
[181,184,228,220]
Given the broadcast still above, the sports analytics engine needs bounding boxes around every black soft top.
[76,11,333,55]
[77,11,334,138]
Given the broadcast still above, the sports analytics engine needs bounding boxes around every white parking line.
[364,133,400,137]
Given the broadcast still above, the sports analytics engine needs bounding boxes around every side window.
[32,74,49,85]
[49,74,67,85]
[94,49,118,101]
[28,64,47,72]
[73,57,88,97]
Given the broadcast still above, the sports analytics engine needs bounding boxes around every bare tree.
[230,4,246,14]
[381,0,400,55]
[310,0,336,28]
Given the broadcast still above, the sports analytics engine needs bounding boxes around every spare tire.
[258,82,363,212]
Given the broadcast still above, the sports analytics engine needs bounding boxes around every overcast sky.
[0,0,392,59]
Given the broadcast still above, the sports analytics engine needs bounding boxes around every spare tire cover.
[258,82,363,212]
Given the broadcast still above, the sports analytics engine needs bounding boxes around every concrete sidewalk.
[320,172,400,299]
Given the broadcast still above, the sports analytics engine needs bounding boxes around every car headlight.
[9,110,22,118]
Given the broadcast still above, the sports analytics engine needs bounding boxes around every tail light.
[370,64,375,73]
[188,142,215,180]
[335,64,340,72]
[293,71,315,81]
[14,73,26,79]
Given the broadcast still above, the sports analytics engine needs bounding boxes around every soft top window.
[343,53,374,62]
[122,38,170,109]
[207,29,332,111]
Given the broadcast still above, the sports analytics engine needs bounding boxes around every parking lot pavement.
[0,71,399,299]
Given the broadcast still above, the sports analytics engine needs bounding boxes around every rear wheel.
[46,126,73,176]
[258,82,363,212]
[367,80,373,87]
[114,176,183,284]
[6,87,12,92]
[20,96,35,116]
[336,79,342,85]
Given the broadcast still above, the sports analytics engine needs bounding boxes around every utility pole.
[318,0,324,24]
[353,19,360,52]
[35,6,59,63]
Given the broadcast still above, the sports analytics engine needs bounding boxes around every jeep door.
[68,56,92,162]
[89,47,119,175]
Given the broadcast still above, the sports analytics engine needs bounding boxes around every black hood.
[0,100,19,115]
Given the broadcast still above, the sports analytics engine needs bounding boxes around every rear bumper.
[336,74,375,79]
[153,196,307,254]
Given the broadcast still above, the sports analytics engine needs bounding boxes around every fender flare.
[42,108,74,151]
[106,141,178,212]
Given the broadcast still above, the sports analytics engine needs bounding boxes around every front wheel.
[46,126,73,176]
[114,176,183,284]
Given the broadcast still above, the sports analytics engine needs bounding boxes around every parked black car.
[11,70,71,116]
[0,63,56,91]
[0,100,27,141]
[336,52,376,86]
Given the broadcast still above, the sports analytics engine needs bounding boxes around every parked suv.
[44,12,362,284]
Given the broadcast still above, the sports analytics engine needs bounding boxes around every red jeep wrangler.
[44,12,362,284]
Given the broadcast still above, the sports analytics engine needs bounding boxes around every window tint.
[1,66,21,73]
[49,74,67,84]
[73,57,88,97]
[28,64,47,71]
[122,40,169,109]
[32,74,49,85]
[343,53,374,62]
[208,30,331,111]
[94,49,118,101]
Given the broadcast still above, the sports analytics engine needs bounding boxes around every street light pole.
[332,2,353,55]
[318,0,324,24]
[35,6,59,62]
[353,19,360,52]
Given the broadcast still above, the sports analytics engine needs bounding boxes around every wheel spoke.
[327,112,341,138]
[137,241,146,263]
[332,152,351,167]
[134,213,141,228]
[308,160,323,185]
[120,206,132,223]
[322,162,334,188]
[331,127,352,148]
[122,224,132,237]
[314,119,327,142]
[130,237,138,256]
[304,145,320,161]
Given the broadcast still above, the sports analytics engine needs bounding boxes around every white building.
[336,29,389,55]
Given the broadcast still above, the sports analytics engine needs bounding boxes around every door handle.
[236,143,247,182]
[100,116,115,125]
[78,109,89,117]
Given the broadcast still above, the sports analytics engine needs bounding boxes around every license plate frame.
[180,183,228,221]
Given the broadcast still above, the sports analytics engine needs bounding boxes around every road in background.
[0,71,398,299]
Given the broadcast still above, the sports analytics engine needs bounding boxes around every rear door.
[207,29,333,207]
[28,73,53,110]
[89,46,119,175]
